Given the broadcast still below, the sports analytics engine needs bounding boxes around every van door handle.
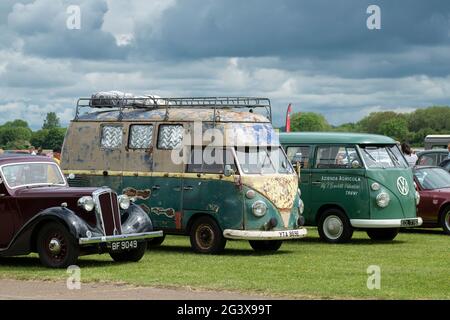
[152,185,160,190]
[183,186,193,191]
[312,181,321,185]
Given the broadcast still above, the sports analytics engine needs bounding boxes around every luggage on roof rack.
[75,94,272,122]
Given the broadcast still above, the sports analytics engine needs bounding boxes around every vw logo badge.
[397,176,409,196]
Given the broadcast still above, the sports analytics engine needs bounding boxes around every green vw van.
[61,96,307,254]
[280,132,422,243]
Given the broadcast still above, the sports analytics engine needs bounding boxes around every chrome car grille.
[93,189,122,236]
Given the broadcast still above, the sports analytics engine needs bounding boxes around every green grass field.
[0,228,448,299]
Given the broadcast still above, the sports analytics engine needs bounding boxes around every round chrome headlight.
[371,182,380,191]
[415,191,420,205]
[376,192,390,208]
[77,196,95,212]
[298,198,304,215]
[118,194,131,210]
[252,201,267,217]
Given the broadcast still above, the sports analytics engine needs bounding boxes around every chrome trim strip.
[350,217,423,228]
[223,228,307,240]
[79,231,163,245]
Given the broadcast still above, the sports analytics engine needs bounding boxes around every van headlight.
[415,191,420,205]
[252,201,267,217]
[376,192,390,208]
[78,196,95,212]
[298,198,304,215]
[118,195,131,210]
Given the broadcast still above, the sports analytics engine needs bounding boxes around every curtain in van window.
[101,126,123,149]
[158,124,183,149]
[130,125,153,149]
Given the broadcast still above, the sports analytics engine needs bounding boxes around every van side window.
[286,146,310,168]
[101,125,122,149]
[157,124,183,150]
[316,146,361,169]
[129,125,153,149]
[187,148,237,174]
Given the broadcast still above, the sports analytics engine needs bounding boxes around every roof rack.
[74,96,272,123]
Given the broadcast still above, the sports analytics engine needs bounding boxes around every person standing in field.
[52,147,61,165]
[401,142,418,167]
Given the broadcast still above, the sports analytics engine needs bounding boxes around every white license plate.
[401,219,419,227]
[277,230,302,238]
[111,240,138,252]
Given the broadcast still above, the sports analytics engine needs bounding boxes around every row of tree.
[0,113,66,150]
[289,106,450,146]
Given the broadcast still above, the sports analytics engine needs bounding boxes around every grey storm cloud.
[6,0,127,59]
[135,0,450,58]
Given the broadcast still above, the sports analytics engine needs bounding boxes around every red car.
[0,155,163,268]
[413,166,450,234]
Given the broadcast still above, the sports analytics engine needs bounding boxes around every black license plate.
[401,219,419,227]
[110,240,138,252]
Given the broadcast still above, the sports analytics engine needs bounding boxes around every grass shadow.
[149,244,292,256]
[400,228,445,235]
[0,256,116,269]
[285,237,407,246]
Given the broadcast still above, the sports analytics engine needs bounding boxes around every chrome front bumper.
[350,217,423,228]
[223,228,307,240]
[79,231,163,245]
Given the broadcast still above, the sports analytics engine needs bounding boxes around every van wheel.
[37,222,79,268]
[249,240,282,252]
[318,209,353,243]
[190,216,226,254]
[367,228,399,241]
[439,208,450,235]
[109,242,147,262]
[147,235,166,247]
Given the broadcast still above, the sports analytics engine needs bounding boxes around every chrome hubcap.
[323,215,344,240]
[48,238,62,254]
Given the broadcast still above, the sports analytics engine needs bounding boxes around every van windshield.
[359,145,408,169]
[235,147,294,175]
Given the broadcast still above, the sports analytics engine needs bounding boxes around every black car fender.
[121,203,154,234]
[0,207,97,257]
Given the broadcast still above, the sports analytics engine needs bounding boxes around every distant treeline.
[0,112,66,150]
[287,106,450,146]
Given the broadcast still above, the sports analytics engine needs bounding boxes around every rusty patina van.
[61,96,307,253]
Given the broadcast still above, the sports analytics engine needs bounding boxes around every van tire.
[439,207,450,235]
[367,228,399,241]
[249,240,282,252]
[109,242,147,262]
[37,222,79,268]
[147,235,166,247]
[318,209,353,243]
[190,216,226,254]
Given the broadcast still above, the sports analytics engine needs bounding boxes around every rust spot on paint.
[140,204,151,214]
[151,207,175,218]
[175,211,182,229]
[123,187,151,200]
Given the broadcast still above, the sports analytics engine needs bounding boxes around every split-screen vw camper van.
[61,96,307,254]
[280,132,422,243]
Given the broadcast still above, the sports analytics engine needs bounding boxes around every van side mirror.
[224,165,235,177]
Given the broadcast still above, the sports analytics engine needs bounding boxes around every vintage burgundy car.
[413,166,450,234]
[0,155,163,268]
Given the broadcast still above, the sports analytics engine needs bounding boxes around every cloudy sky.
[1,0,450,129]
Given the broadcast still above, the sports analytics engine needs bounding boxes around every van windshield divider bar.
[75,96,272,123]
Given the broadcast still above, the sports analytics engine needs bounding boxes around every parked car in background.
[413,166,450,234]
[280,132,422,243]
[416,150,448,166]
[0,155,163,268]
[424,135,450,150]
[439,159,450,173]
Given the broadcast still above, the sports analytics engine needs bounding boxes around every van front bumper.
[223,228,307,240]
[350,218,423,229]
[79,231,164,245]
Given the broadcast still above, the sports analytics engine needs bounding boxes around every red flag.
[285,103,292,132]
